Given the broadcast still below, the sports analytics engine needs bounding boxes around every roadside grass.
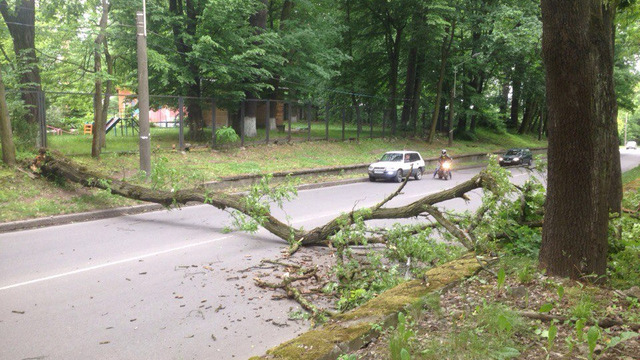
[622,164,640,190]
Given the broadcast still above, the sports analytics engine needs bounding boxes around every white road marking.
[0,235,232,291]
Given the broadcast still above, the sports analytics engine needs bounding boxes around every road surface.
[1,151,638,359]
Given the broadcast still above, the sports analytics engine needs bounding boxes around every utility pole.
[136,10,151,176]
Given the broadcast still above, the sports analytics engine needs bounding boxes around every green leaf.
[497,268,506,289]
[587,326,600,359]
[496,347,521,359]
[497,314,512,333]
[539,303,554,313]
[547,324,558,350]
[556,285,564,300]
[400,348,411,360]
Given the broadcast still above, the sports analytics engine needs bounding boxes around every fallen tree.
[36,151,502,251]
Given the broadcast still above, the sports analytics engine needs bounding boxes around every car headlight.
[499,157,503,161]
[514,157,520,162]
[368,165,373,171]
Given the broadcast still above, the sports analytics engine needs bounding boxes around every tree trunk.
[388,27,403,135]
[243,0,268,138]
[428,23,455,143]
[539,0,618,279]
[91,0,109,158]
[0,67,16,166]
[509,62,523,130]
[499,80,510,124]
[0,0,41,128]
[518,97,536,134]
[100,39,114,148]
[400,46,417,132]
[410,55,422,135]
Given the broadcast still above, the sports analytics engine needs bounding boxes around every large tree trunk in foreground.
[539,0,618,279]
[39,153,494,248]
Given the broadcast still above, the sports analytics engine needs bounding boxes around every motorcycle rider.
[433,149,452,178]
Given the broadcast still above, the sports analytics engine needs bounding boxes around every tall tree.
[91,0,109,158]
[427,21,455,143]
[168,0,205,140]
[0,66,16,165]
[539,0,620,279]
[0,0,41,129]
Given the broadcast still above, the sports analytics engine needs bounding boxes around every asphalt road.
[1,151,638,360]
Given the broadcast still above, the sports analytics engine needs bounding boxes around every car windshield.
[505,150,521,156]
[379,153,403,162]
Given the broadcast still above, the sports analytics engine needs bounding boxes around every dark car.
[499,148,533,167]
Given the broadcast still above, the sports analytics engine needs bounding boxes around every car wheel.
[369,176,376,182]
[527,159,532,166]
[414,168,423,180]
[395,170,403,183]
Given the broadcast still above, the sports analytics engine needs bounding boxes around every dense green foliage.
[1,0,638,147]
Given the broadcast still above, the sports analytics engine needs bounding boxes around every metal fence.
[6,90,448,155]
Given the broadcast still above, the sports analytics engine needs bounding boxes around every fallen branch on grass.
[519,311,640,332]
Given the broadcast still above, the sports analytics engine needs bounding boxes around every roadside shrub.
[216,126,240,145]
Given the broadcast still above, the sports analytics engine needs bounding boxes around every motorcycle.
[436,161,452,180]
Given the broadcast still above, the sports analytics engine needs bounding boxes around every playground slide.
[105,117,121,134]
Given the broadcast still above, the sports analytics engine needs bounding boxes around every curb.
[249,253,483,360]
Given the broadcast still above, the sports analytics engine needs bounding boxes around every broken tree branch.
[38,152,495,248]
[424,206,474,250]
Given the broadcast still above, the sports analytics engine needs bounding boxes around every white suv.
[626,141,637,150]
[368,151,425,182]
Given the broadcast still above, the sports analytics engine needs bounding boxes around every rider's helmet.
[441,149,447,155]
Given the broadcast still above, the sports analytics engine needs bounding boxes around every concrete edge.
[0,147,546,233]
[248,253,483,360]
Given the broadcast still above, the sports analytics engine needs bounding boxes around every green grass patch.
[622,164,640,190]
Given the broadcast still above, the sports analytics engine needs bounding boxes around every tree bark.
[91,0,109,158]
[0,0,41,127]
[388,26,403,135]
[518,97,537,134]
[0,67,16,166]
[539,0,618,279]
[428,23,455,143]
[100,39,114,148]
[508,62,522,130]
[243,0,268,138]
[400,46,417,133]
